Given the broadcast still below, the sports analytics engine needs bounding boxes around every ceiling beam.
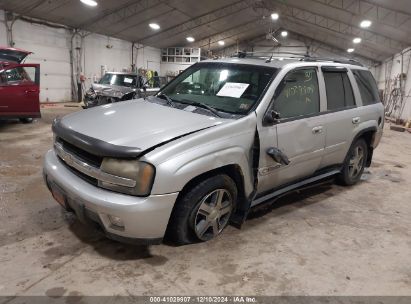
[280,16,386,61]
[137,0,252,44]
[277,0,411,42]
[110,8,175,37]
[288,30,379,65]
[77,0,142,29]
[314,0,411,30]
[217,30,378,66]
[192,18,269,50]
[78,0,167,30]
[267,0,407,53]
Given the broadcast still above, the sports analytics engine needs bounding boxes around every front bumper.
[43,150,178,244]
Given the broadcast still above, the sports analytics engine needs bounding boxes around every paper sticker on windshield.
[217,82,249,98]
[184,105,196,112]
[124,77,133,83]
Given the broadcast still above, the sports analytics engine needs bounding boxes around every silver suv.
[43,56,384,245]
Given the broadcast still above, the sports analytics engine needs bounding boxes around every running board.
[251,169,341,207]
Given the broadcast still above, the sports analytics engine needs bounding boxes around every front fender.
[144,114,257,196]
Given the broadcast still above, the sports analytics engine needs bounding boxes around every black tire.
[165,174,237,245]
[19,118,33,123]
[337,138,368,186]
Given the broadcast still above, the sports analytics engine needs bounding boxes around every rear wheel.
[338,138,368,185]
[166,174,237,245]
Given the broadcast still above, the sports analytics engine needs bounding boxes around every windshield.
[99,73,137,87]
[160,63,277,115]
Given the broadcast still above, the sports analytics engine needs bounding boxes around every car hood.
[0,47,32,63]
[54,99,227,157]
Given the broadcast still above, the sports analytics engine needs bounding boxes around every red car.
[0,47,40,123]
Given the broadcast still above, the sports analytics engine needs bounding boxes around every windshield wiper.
[156,93,175,107]
[180,99,222,118]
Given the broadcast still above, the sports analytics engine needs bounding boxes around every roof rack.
[299,57,364,67]
[233,51,308,59]
[231,51,364,67]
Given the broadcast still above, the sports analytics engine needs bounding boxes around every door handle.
[352,117,361,124]
[312,126,323,134]
[25,89,37,94]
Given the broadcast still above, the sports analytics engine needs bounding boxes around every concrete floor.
[0,105,410,297]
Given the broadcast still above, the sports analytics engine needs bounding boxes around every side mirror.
[263,110,280,125]
[266,147,290,165]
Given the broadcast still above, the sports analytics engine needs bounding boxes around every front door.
[0,64,40,118]
[256,67,326,196]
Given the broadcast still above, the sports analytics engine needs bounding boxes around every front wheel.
[19,118,33,123]
[166,174,237,245]
[337,138,368,186]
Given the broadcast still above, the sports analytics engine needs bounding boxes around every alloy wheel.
[194,189,233,241]
[348,145,365,179]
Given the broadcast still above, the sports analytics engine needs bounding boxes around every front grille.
[57,137,103,167]
[64,162,98,186]
[55,137,100,186]
[54,137,136,189]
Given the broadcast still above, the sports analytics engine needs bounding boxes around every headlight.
[99,158,155,196]
[86,88,96,98]
[112,90,124,98]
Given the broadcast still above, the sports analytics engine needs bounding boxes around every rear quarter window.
[352,70,380,105]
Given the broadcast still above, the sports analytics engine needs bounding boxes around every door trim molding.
[251,168,341,207]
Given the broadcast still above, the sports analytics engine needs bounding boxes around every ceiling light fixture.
[281,30,288,37]
[271,13,279,20]
[80,0,98,6]
[186,36,195,42]
[360,20,372,28]
[218,40,225,46]
[353,37,362,44]
[347,48,355,53]
[149,23,160,30]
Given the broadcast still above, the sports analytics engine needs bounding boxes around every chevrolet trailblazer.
[43,56,384,245]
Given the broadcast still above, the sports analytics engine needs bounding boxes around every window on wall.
[273,68,320,119]
[352,70,380,105]
[323,69,356,110]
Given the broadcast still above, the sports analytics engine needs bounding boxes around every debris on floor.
[386,117,411,133]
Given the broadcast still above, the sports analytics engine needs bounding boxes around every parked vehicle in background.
[83,72,162,108]
[43,55,384,245]
[0,47,40,123]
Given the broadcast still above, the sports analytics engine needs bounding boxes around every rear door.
[319,66,359,167]
[0,64,40,118]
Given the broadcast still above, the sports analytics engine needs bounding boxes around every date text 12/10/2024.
[149,296,257,303]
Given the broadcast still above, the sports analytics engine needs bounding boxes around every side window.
[352,70,380,105]
[4,67,33,84]
[273,68,320,119]
[323,70,355,110]
[343,73,355,107]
